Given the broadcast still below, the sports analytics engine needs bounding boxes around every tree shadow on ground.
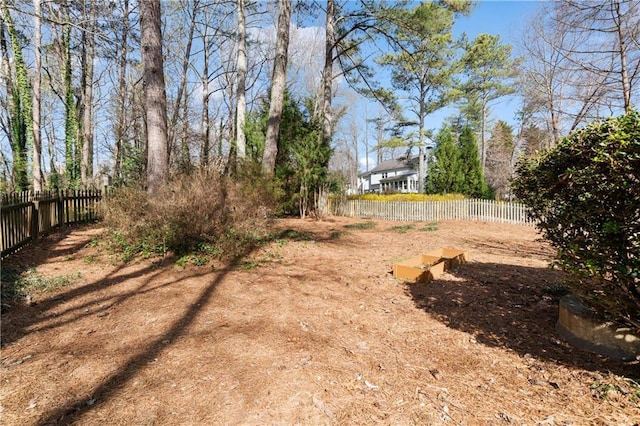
[3,224,97,264]
[0,254,220,349]
[33,256,242,425]
[1,222,355,424]
[405,261,639,380]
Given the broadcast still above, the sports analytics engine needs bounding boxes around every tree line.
[1,0,638,211]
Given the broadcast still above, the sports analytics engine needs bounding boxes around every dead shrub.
[103,168,276,259]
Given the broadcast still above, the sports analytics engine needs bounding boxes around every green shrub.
[390,224,415,233]
[420,223,439,232]
[512,111,640,321]
[104,168,276,259]
[344,221,376,230]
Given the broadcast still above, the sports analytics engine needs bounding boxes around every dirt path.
[1,217,638,425]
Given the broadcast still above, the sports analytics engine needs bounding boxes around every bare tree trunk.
[262,0,291,174]
[170,0,198,169]
[549,99,560,146]
[179,84,191,171]
[32,0,43,191]
[235,0,247,160]
[140,0,169,194]
[201,26,210,167]
[217,119,224,158]
[322,0,335,160]
[352,122,359,192]
[45,116,59,188]
[314,0,335,215]
[179,32,193,172]
[364,112,369,173]
[613,0,631,113]
[226,66,235,168]
[417,84,426,194]
[114,0,130,180]
[80,0,96,188]
[480,97,487,171]
[375,119,383,164]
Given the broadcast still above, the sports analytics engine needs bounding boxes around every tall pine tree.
[460,33,520,170]
[378,1,471,193]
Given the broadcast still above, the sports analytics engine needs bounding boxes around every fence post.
[57,189,65,226]
[31,200,40,243]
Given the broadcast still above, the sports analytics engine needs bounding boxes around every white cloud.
[248,23,325,97]
[359,156,377,171]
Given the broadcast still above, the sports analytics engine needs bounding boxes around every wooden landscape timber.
[393,248,468,283]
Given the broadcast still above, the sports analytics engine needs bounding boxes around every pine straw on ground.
[1,217,638,425]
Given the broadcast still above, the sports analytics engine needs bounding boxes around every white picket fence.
[328,198,535,226]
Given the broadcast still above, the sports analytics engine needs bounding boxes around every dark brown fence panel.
[1,189,104,257]
[1,191,31,205]
[62,190,102,224]
[33,191,61,237]
[1,202,34,257]
[37,198,61,236]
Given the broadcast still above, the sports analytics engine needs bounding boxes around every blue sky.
[456,0,541,40]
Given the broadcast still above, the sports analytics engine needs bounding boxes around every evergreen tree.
[458,126,489,198]
[245,110,266,163]
[425,125,463,194]
[459,33,520,170]
[275,96,330,217]
[246,93,330,217]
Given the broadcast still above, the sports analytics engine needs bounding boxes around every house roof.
[359,156,418,177]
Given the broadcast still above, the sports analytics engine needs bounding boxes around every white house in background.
[358,155,423,194]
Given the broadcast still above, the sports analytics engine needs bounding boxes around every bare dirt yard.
[1,217,638,425]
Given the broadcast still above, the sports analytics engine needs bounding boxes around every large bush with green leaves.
[512,112,640,321]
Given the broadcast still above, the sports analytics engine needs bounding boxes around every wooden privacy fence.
[328,198,535,226]
[1,189,104,257]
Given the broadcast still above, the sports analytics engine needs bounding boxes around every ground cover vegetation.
[513,111,640,325]
[0,267,80,310]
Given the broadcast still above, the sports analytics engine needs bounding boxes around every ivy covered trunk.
[80,0,97,188]
[1,2,32,190]
[32,0,43,191]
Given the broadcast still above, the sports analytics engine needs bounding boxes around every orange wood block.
[393,248,468,283]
